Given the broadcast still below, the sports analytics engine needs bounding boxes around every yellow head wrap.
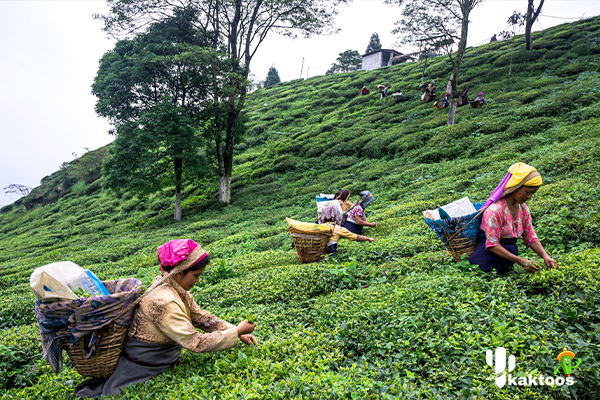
[506,163,542,187]
[502,163,542,197]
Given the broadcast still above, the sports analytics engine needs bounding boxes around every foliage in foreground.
[1,16,600,399]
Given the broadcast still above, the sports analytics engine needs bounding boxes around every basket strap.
[111,272,174,321]
[342,199,360,217]
[445,207,487,244]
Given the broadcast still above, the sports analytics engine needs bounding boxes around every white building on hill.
[361,49,413,71]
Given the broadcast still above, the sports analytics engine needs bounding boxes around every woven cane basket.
[424,202,485,262]
[288,225,333,263]
[62,323,129,378]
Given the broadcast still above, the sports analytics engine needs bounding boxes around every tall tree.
[365,32,382,53]
[506,0,545,50]
[387,0,484,126]
[263,66,281,88]
[96,0,347,204]
[92,9,215,220]
[329,49,362,73]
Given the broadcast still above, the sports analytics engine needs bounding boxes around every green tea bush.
[506,117,555,138]
[1,16,600,399]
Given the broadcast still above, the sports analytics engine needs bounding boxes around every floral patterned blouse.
[346,204,365,223]
[481,198,539,248]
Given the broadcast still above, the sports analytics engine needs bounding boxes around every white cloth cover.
[422,197,476,220]
[30,270,78,301]
[29,261,87,301]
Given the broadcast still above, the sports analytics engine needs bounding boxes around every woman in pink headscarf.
[475,92,485,105]
[75,239,257,397]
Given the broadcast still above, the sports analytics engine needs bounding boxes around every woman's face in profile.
[512,186,539,204]
[178,268,205,291]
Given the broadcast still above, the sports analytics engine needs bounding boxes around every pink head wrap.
[157,239,206,271]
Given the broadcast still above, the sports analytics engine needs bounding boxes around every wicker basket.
[424,203,485,262]
[62,323,129,378]
[288,224,333,263]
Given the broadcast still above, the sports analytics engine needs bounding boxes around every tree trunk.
[219,175,231,204]
[525,20,534,50]
[447,1,472,126]
[525,0,545,51]
[214,0,243,205]
[448,99,458,126]
[174,158,182,221]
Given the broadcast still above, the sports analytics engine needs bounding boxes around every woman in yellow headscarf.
[469,163,557,275]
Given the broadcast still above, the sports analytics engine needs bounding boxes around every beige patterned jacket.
[128,276,239,353]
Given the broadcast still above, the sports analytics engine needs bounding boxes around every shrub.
[71,181,86,196]
[506,117,555,138]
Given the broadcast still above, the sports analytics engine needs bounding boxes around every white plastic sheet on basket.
[30,261,108,302]
[422,197,476,220]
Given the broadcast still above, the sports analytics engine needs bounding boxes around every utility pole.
[306,67,309,79]
[300,57,305,79]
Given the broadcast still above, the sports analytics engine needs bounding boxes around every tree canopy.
[92,9,215,220]
[264,66,281,88]
[96,0,348,203]
[505,0,545,50]
[387,0,483,125]
[329,50,362,73]
[365,32,382,53]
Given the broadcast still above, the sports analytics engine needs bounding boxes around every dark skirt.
[469,231,518,275]
[74,337,182,397]
[342,220,363,235]
[327,243,338,256]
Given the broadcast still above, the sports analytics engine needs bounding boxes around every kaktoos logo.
[486,347,576,388]
[486,347,515,388]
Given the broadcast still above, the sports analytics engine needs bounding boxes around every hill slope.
[1,17,599,399]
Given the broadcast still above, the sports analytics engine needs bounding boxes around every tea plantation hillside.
[1,17,599,399]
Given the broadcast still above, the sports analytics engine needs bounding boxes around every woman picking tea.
[469,163,558,275]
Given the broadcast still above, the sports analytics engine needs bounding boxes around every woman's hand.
[355,215,376,227]
[239,334,258,346]
[543,256,558,269]
[356,235,375,243]
[236,320,256,336]
[518,258,540,272]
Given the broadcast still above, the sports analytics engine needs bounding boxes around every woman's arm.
[528,240,557,268]
[192,303,258,346]
[356,234,375,243]
[519,204,556,268]
[487,245,539,272]
[354,214,376,227]
[157,302,240,353]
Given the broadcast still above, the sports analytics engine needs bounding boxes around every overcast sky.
[1,0,598,207]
